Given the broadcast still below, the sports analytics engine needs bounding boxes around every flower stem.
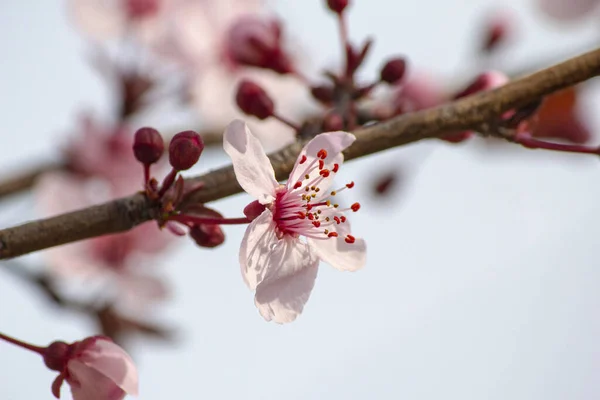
[272,113,301,132]
[158,168,178,198]
[170,214,251,226]
[514,133,600,155]
[0,332,45,355]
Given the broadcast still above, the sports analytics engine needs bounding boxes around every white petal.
[288,131,355,190]
[67,360,127,400]
[538,0,599,20]
[255,238,319,323]
[224,119,278,204]
[308,221,366,272]
[239,209,278,289]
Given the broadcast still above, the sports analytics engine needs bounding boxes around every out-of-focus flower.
[537,0,600,21]
[44,336,138,399]
[223,120,366,323]
[531,87,591,144]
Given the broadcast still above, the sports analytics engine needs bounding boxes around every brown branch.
[0,130,223,201]
[1,47,599,260]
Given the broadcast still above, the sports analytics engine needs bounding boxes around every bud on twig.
[190,224,226,248]
[327,0,349,14]
[380,58,407,84]
[168,131,204,171]
[235,80,275,120]
[133,127,164,165]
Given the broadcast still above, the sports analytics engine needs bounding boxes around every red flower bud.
[235,80,274,120]
[168,131,204,170]
[323,113,344,131]
[133,127,164,165]
[380,58,407,84]
[310,85,335,104]
[327,0,349,14]
[190,224,225,248]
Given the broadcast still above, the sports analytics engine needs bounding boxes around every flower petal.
[288,131,355,191]
[77,339,139,396]
[224,119,278,203]
[255,238,319,323]
[67,360,127,400]
[308,222,366,272]
[239,209,278,289]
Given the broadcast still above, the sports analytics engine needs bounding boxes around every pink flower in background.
[63,115,142,193]
[45,336,138,399]
[224,120,366,323]
[537,0,600,21]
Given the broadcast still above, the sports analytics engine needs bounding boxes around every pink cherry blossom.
[36,170,173,310]
[537,0,600,21]
[48,336,138,400]
[223,120,366,323]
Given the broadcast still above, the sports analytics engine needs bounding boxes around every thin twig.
[0,47,599,259]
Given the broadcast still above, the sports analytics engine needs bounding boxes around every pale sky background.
[1,1,600,399]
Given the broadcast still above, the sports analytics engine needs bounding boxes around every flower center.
[272,148,359,244]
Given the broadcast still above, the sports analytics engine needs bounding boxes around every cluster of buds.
[132,127,227,248]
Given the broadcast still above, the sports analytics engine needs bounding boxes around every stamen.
[319,160,324,169]
[293,181,302,189]
[299,155,307,164]
[345,235,356,244]
[327,232,339,238]
[332,163,339,173]
[317,149,328,159]
[351,202,360,212]
[320,169,330,177]
[312,221,321,228]
[334,216,341,224]
[346,181,355,188]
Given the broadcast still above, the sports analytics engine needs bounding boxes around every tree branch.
[1,47,599,259]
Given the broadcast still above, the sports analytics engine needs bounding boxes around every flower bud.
[310,84,335,104]
[133,127,164,165]
[323,113,344,131]
[169,130,204,170]
[226,17,293,74]
[125,0,160,19]
[380,58,407,84]
[327,0,349,14]
[43,341,70,372]
[236,80,274,120]
[190,224,225,248]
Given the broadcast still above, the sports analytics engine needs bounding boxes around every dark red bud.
[323,113,344,131]
[327,0,349,14]
[310,85,335,104]
[43,341,70,371]
[380,58,407,84]
[441,131,473,143]
[133,127,164,165]
[243,200,267,221]
[168,130,204,170]
[189,224,225,248]
[125,0,160,19]
[236,80,274,120]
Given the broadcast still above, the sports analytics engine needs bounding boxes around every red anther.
[346,181,355,188]
[319,159,325,170]
[340,216,347,222]
[327,232,339,238]
[299,155,307,164]
[319,169,330,177]
[312,221,321,228]
[306,204,313,211]
[351,202,361,212]
[308,213,314,220]
[297,212,306,219]
[293,181,302,189]
[317,149,328,159]
[334,216,341,224]
[332,163,339,173]
[345,234,356,244]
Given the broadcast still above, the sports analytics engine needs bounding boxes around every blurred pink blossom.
[47,336,138,400]
[537,0,600,21]
[37,172,173,309]
[224,120,366,323]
